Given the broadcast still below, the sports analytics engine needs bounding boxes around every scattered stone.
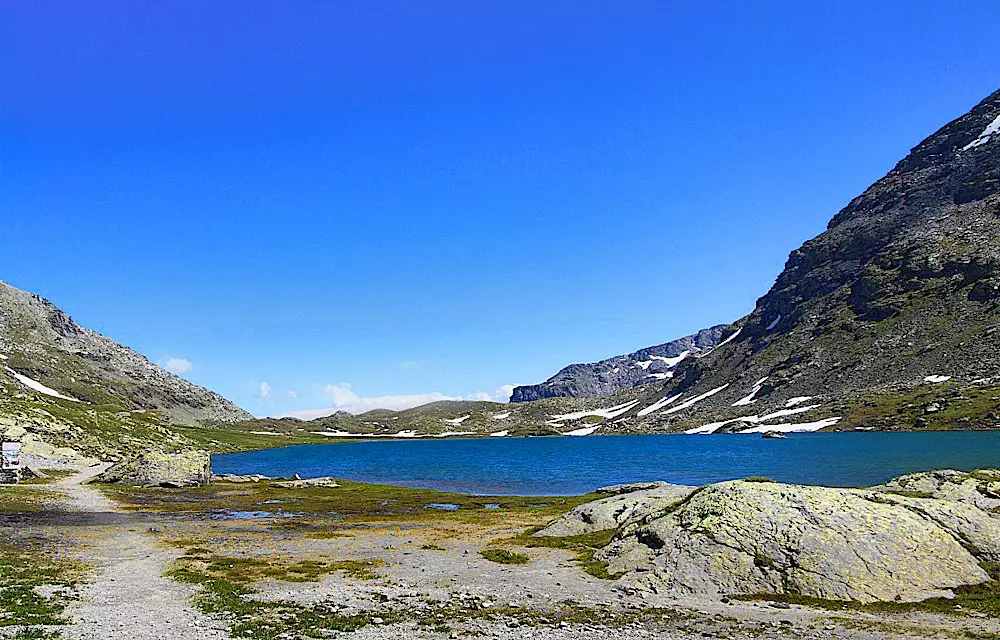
[272,476,341,489]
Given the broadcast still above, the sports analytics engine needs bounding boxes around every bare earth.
[6,471,1000,639]
[31,467,230,640]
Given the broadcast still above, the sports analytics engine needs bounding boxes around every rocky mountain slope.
[489,87,1000,436]
[0,279,252,425]
[511,326,727,402]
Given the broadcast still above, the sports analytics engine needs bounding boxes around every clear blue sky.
[3,1,999,417]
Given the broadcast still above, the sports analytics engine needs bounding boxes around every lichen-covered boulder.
[597,480,992,603]
[98,450,211,487]
[535,483,697,537]
[871,469,1000,511]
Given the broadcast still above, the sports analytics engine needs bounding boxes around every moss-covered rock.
[597,477,1000,603]
[98,449,211,487]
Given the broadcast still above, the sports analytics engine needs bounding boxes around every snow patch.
[684,422,729,435]
[0,354,7,360]
[732,377,768,407]
[3,367,80,402]
[646,372,674,380]
[249,431,283,436]
[649,351,690,368]
[962,114,1000,151]
[715,328,741,348]
[443,415,471,425]
[490,430,509,437]
[548,400,641,423]
[436,431,475,437]
[736,417,842,434]
[491,411,511,420]
[785,396,813,407]
[765,314,781,331]
[563,424,602,437]
[633,360,653,370]
[923,375,952,384]
[663,384,730,415]
[637,394,681,417]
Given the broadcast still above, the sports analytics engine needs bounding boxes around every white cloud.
[286,390,298,399]
[400,359,419,370]
[496,384,517,402]
[163,357,193,375]
[465,385,518,403]
[274,382,461,419]
[271,381,523,421]
[257,381,272,400]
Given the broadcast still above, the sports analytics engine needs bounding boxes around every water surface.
[213,432,1000,495]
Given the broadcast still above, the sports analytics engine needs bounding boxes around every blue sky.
[3,1,999,418]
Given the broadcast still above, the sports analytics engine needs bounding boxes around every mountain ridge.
[0,279,252,425]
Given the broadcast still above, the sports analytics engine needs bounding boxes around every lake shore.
[4,466,1000,639]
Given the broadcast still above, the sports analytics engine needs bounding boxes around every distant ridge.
[511,326,727,402]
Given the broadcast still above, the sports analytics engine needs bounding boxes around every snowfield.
[732,377,768,407]
[663,384,729,415]
[3,366,81,402]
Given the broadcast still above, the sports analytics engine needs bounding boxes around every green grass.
[0,543,84,629]
[743,476,776,483]
[101,479,600,526]
[480,548,530,565]
[172,556,382,585]
[501,528,622,579]
[168,554,687,639]
[0,487,58,512]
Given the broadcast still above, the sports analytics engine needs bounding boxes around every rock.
[597,479,994,603]
[272,476,341,489]
[1,422,27,441]
[212,473,272,483]
[596,481,672,495]
[97,450,211,487]
[871,469,1000,511]
[534,483,697,537]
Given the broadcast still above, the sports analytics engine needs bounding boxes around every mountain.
[503,87,1000,436]
[510,326,728,402]
[0,279,252,425]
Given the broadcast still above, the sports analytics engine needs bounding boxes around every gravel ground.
[45,466,231,640]
[7,471,999,640]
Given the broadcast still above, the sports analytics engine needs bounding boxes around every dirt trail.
[47,467,231,640]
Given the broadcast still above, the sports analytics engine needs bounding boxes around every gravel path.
[49,469,231,640]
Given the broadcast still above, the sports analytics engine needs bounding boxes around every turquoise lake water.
[213,432,1000,496]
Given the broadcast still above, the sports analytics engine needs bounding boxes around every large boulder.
[597,480,995,603]
[871,469,1000,511]
[535,483,697,537]
[98,450,211,487]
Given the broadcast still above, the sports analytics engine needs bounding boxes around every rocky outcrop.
[98,450,211,487]
[509,88,1000,435]
[535,483,696,537]
[576,474,1000,603]
[511,326,728,402]
[872,468,1000,511]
